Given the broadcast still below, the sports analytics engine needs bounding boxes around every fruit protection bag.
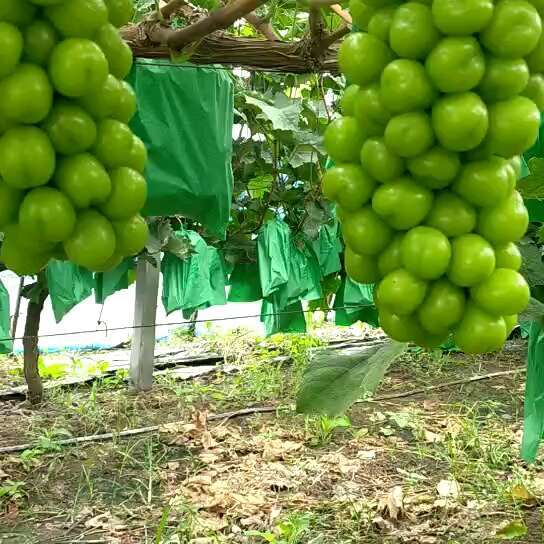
[46,260,94,323]
[312,220,342,277]
[228,262,262,303]
[257,219,323,335]
[522,115,544,221]
[0,279,11,354]
[522,320,544,462]
[334,276,379,328]
[128,59,234,239]
[161,230,227,317]
[94,257,133,304]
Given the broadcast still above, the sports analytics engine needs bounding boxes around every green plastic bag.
[257,219,291,298]
[257,220,323,335]
[521,115,544,221]
[334,276,379,327]
[128,59,234,239]
[228,262,262,302]
[0,279,12,354]
[46,260,94,323]
[291,238,323,303]
[161,230,227,317]
[94,258,133,304]
[261,298,306,336]
[312,221,342,277]
[521,320,544,462]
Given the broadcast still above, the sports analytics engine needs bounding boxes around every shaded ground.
[0,328,541,543]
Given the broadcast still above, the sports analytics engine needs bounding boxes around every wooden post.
[11,277,24,340]
[23,287,48,405]
[129,257,160,392]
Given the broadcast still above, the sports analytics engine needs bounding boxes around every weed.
[155,505,172,543]
[20,427,71,466]
[0,480,26,504]
[38,355,68,380]
[246,512,313,543]
[307,415,352,445]
[99,368,129,389]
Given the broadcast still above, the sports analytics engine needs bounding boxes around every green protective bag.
[228,262,262,302]
[257,218,291,298]
[46,260,94,323]
[0,279,12,354]
[161,230,227,317]
[312,221,342,277]
[292,238,323,303]
[128,59,234,239]
[521,320,544,462]
[334,276,379,327]
[261,298,306,336]
[94,258,134,305]
[521,115,544,221]
[258,221,323,335]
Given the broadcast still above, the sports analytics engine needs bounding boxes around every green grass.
[0,333,537,543]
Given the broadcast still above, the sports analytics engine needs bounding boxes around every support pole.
[11,277,24,340]
[130,257,160,392]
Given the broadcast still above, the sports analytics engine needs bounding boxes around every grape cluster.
[0,0,148,275]
[323,0,540,353]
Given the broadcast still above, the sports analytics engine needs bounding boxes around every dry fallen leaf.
[436,479,460,499]
[511,483,536,505]
[199,452,220,465]
[84,512,127,532]
[423,399,438,410]
[357,449,377,461]
[321,452,361,475]
[160,411,215,449]
[201,430,218,450]
[261,439,302,461]
[5,502,19,522]
[378,485,404,520]
[423,429,444,443]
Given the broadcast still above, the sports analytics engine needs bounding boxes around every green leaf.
[164,232,194,261]
[21,276,48,303]
[288,144,319,169]
[496,520,527,540]
[518,158,544,199]
[520,297,544,322]
[248,174,274,198]
[321,274,341,297]
[245,95,301,132]
[519,240,544,287]
[296,340,408,415]
[146,219,173,253]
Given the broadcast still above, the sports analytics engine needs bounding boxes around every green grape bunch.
[323,0,541,353]
[0,0,149,275]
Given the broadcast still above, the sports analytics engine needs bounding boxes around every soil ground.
[0,328,541,543]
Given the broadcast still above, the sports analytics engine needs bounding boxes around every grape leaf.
[519,240,544,287]
[296,340,408,415]
[245,95,301,132]
[496,520,527,540]
[518,158,544,199]
[520,297,544,323]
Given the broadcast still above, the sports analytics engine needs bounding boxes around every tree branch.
[320,24,350,50]
[245,11,279,41]
[23,285,48,405]
[166,0,269,50]
[330,4,352,24]
[161,0,187,18]
[125,32,341,73]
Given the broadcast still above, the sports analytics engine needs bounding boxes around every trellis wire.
[2,303,372,344]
